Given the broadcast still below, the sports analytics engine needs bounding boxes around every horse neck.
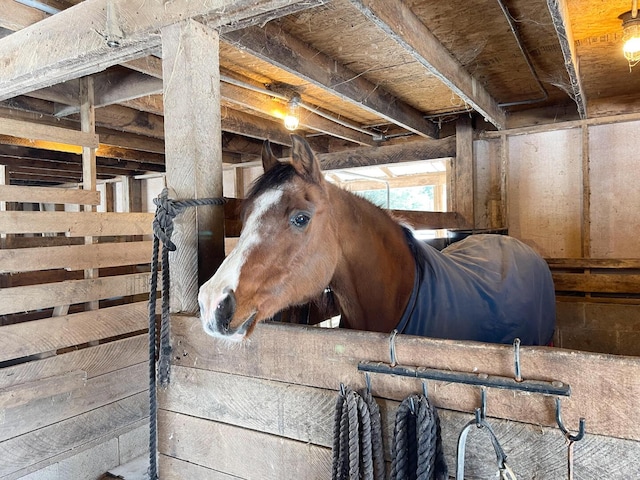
[326,184,416,333]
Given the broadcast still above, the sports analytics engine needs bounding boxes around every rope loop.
[147,187,225,480]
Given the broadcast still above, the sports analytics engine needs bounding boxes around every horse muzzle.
[199,287,256,341]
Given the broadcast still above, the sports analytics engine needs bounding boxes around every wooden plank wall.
[0,185,153,479]
[158,318,640,479]
[480,119,640,356]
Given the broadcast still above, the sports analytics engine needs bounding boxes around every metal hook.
[422,380,428,398]
[513,338,522,382]
[409,396,416,415]
[389,329,398,367]
[339,382,346,396]
[475,387,488,425]
[364,372,372,395]
[555,397,586,442]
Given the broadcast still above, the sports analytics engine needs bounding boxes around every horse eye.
[290,212,311,229]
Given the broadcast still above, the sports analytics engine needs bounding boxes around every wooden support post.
[454,115,474,229]
[0,165,6,242]
[80,76,99,311]
[162,20,225,314]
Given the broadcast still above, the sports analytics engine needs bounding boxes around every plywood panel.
[507,129,583,257]
[588,121,640,258]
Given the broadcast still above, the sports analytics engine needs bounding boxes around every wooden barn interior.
[1,0,639,478]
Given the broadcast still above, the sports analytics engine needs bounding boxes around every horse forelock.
[244,162,296,214]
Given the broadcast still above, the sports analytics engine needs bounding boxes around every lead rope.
[391,394,448,480]
[147,188,226,480]
[331,385,385,480]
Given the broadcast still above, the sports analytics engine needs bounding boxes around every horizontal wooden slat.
[0,117,99,148]
[552,273,640,294]
[0,363,146,442]
[0,185,101,205]
[158,410,331,479]
[0,334,148,389]
[170,317,640,442]
[0,211,154,235]
[0,241,153,273]
[0,272,154,315]
[0,392,148,479]
[390,209,464,230]
[547,258,640,269]
[0,302,151,362]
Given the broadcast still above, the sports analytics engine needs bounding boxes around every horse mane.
[243,162,297,217]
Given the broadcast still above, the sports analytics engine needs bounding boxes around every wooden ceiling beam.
[547,0,587,119]
[222,24,439,139]
[349,0,506,130]
[317,136,455,171]
[0,0,323,101]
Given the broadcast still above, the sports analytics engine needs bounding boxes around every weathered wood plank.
[0,272,154,315]
[162,19,225,312]
[0,117,98,148]
[454,115,474,228]
[552,273,640,294]
[390,210,463,230]
[547,258,640,269]
[0,334,148,389]
[317,137,456,170]
[0,302,151,362]
[170,317,640,442]
[0,0,323,100]
[0,0,47,31]
[158,410,331,479]
[0,211,154,235]
[1,363,146,442]
[0,393,148,478]
[0,184,100,205]
[0,241,152,273]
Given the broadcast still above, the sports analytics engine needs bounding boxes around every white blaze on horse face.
[198,188,284,338]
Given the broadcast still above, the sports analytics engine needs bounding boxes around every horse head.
[198,135,339,341]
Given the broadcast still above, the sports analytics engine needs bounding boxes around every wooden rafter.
[348,0,506,130]
[222,24,439,139]
[547,0,587,119]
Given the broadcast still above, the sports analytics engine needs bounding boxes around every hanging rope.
[147,187,226,480]
[391,394,448,480]
[331,385,385,480]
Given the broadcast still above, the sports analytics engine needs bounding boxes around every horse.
[198,135,556,345]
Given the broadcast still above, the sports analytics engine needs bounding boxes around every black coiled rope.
[332,385,385,480]
[147,187,226,480]
[391,394,448,480]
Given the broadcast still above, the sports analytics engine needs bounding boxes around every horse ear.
[262,140,279,173]
[289,135,322,183]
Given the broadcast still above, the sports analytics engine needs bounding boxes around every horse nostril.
[215,289,236,332]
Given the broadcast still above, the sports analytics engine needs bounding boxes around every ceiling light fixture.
[620,0,640,69]
[283,95,300,131]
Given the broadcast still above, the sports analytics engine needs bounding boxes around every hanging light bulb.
[621,0,640,69]
[283,95,300,131]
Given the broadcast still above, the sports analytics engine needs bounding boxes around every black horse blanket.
[396,233,555,345]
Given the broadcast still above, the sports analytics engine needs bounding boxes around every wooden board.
[0,272,154,315]
[0,393,148,478]
[0,211,154,236]
[159,410,331,479]
[588,121,640,258]
[0,185,101,205]
[159,455,240,480]
[1,363,146,441]
[0,117,99,148]
[0,335,147,389]
[0,241,152,273]
[0,302,151,362]
[168,317,640,442]
[507,129,583,257]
